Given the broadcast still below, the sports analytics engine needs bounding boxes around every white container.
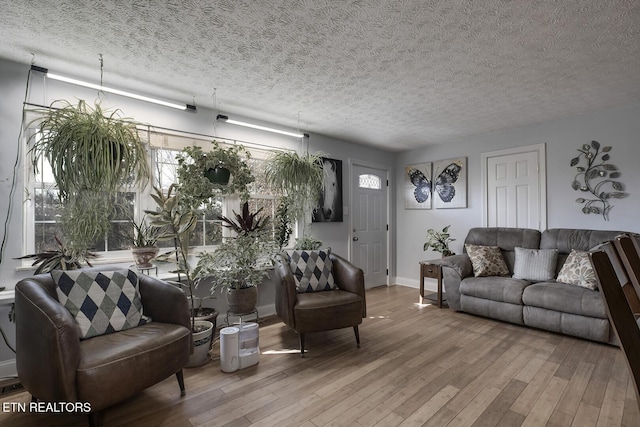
[220,326,240,373]
[238,323,260,369]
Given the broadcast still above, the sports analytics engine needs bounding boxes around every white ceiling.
[1,0,639,151]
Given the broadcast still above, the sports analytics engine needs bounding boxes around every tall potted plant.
[26,99,149,264]
[146,185,216,367]
[194,202,276,314]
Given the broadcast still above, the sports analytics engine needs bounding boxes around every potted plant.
[264,150,324,238]
[194,202,276,314]
[176,141,254,209]
[26,99,149,258]
[15,236,98,274]
[146,185,216,367]
[424,225,456,257]
[120,214,161,268]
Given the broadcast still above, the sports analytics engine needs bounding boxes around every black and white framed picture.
[433,157,467,209]
[404,162,432,209]
[312,157,343,222]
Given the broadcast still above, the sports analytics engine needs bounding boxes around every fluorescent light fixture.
[217,114,305,138]
[31,65,195,111]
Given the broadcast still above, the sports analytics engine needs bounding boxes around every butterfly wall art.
[404,157,467,210]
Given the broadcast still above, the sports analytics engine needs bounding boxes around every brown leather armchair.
[274,253,366,356]
[15,271,192,427]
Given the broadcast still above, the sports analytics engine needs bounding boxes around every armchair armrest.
[15,278,80,402]
[273,256,298,329]
[330,253,366,317]
[138,275,190,331]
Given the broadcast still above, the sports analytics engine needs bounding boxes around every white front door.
[483,144,547,230]
[351,164,389,288]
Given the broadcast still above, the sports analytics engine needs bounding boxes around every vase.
[185,320,214,368]
[226,287,257,314]
[130,247,159,268]
[204,166,231,185]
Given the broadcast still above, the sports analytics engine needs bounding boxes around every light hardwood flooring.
[1,285,638,426]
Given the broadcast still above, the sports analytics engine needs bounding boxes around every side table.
[419,261,446,308]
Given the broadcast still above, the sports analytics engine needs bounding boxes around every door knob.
[353,237,359,241]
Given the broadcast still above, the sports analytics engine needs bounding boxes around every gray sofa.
[439,227,631,344]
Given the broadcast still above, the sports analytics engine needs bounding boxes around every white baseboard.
[394,276,438,293]
[0,358,17,378]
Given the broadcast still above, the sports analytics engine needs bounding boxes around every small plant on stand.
[424,225,455,257]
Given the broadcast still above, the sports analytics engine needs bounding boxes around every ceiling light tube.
[31,65,196,111]
[217,114,305,138]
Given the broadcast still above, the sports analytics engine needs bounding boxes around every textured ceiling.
[1,0,639,151]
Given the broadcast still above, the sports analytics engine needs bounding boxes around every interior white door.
[351,164,388,288]
[485,146,545,229]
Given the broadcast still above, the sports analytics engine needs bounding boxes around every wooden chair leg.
[353,326,360,348]
[299,333,305,358]
[175,370,186,397]
[31,395,37,403]
[88,411,102,427]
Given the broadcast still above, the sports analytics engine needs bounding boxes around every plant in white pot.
[194,202,277,314]
[120,214,161,268]
[146,185,217,367]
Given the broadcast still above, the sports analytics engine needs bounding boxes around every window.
[359,173,382,189]
[24,125,281,261]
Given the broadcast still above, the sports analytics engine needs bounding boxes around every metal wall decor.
[570,140,627,221]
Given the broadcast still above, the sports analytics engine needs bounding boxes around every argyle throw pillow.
[287,248,337,293]
[52,269,145,339]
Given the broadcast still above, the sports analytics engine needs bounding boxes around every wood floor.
[1,285,638,427]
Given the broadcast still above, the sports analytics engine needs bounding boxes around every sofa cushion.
[523,306,611,343]
[287,248,337,293]
[556,250,598,290]
[294,290,363,332]
[522,281,607,319]
[465,244,510,277]
[513,247,558,282]
[52,269,145,339]
[460,276,530,305]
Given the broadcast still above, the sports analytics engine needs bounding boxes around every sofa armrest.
[331,253,367,318]
[15,279,80,402]
[430,254,473,311]
[273,256,298,328]
[138,275,191,331]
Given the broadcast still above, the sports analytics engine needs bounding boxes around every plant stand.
[224,309,259,327]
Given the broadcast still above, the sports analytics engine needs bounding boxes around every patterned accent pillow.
[513,247,558,282]
[465,244,510,277]
[287,248,337,293]
[556,250,598,290]
[52,269,145,339]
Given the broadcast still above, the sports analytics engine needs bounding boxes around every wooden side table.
[419,261,446,308]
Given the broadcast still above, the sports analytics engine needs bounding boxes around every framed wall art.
[404,162,432,209]
[312,157,343,222]
[432,157,467,209]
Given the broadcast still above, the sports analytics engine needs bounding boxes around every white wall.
[0,58,395,368]
[395,103,640,287]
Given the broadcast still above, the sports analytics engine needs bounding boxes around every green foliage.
[119,214,160,247]
[28,100,149,200]
[15,236,98,274]
[194,203,276,292]
[570,140,627,221]
[424,225,455,257]
[274,197,293,251]
[264,151,324,228]
[176,141,254,209]
[293,235,323,250]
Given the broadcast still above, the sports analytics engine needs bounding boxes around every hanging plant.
[176,141,254,210]
[570,140,627,221]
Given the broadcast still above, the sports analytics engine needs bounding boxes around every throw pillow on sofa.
[513,247,558,281]
[465,244,510,277]
[556,249,598,290]
[287,248,337,293]
[52,269,146,339]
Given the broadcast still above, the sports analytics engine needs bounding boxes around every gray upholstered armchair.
[15,270,192,427]
[274,252,366,357]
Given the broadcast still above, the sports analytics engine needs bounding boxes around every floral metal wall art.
[570,140,627,221]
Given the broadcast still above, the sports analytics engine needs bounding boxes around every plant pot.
[227,287,257,314]
[130,246,159,268]
[205,166,231,185]
[186,320,214,368]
